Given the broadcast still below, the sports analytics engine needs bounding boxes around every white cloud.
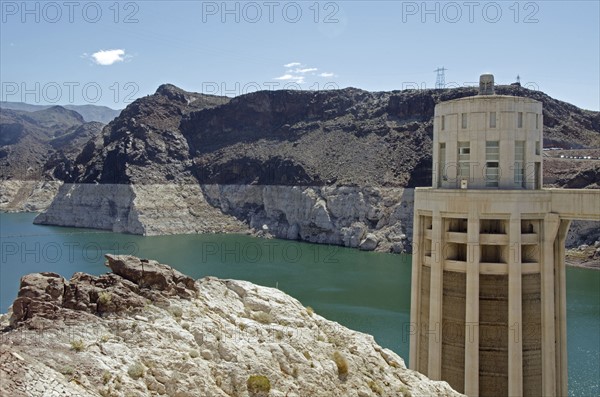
[275,63,335,85]
[274,74,305,83]
[91,49,126,66]
[295,68,318,74]
[274,74,295,80]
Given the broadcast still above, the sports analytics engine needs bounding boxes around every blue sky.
[1,1,599,110]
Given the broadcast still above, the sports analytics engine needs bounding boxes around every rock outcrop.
[6,84,599,255]
[0,106,104,181]
[47,84,600,189]
[0,180,63,212]
[203,185,413,253]
[33,183,249,236]
[34,184,414,253]
[1,255,463,397]
[0,105,105,212]
[1,101,121,124]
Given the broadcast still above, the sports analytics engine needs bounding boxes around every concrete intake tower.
[408,74,600,396]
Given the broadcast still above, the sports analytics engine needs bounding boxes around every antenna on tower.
[516,75,521,84]
[434,67,447,89]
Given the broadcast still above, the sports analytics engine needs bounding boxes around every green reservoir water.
[1,213,598,396]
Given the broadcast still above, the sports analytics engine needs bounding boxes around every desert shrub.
[399,385,412,397]
[252,311,273,324]
[98,291,112,305]
[306,306,314,316]
[169,305,183,318]
[102,370,111,384]
[247,375,271,394]
[71,339,85,352]
[368,380,383,395]
[333,351,348,376]
[127,362,145,380]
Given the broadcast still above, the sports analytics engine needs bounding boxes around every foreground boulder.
[1,255,462,397]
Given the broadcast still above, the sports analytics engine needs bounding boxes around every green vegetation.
[399,385,412,397]
[333,351,348,376]
[247,375,271,395]
[169,305,183,319]
[70,339,85,352]
[368,380,383,395]
[98,291,112,305]
[252,311,273,324]
[127,362,145,380]
[60,365,75,376]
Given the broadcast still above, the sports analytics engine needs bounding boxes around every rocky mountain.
[59,84,600,189]
[0,101,122,124]
[0,254,462,397]
[0,106,104,180]
[3,83,598,253]
[70,84,230,184]
[0,106,105,211]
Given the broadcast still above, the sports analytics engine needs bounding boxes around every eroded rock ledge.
[33,183,415,254]
[1,255,462,397]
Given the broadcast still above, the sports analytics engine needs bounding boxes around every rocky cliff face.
[201,185,413,252]
[0,106,105,211]
[70,84,230,185]
[1,255,463,397]
[34,184,414,253]
[1,101,121,124]
[57,84,600,190]
[0,180,63,212]
[10,84,600,253]
[0,106,103,181]
[33,184,249,236]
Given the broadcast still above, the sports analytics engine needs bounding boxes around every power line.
[434,67,447,89]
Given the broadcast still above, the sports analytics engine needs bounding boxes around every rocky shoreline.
[2,180,599,269]
[1,254,463,397]
[31,183,414,254]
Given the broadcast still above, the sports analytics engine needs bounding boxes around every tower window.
[439,143,446,185]
[514,141,525,188]
[490,112,496,128]
[461,113,467,129]
[518,112,523,128]
[485,141,500,187]
[535,141,540,155]
[536,114,539,129]
[441,115,445,131]
[458,142,470,180]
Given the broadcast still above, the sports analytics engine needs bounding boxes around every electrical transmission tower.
[434,67,447,89]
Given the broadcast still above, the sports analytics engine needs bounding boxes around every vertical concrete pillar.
[464,215,480,396]
[428,211,444,379]
[554,219,571,397]
[409,213,423,370]
[541,214,560,396]
[508,217,523,397]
